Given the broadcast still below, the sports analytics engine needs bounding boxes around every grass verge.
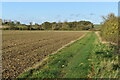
[88,42,120,78]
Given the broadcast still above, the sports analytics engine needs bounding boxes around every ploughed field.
[2,31,86,78]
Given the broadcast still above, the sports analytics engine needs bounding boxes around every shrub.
[101,13,119,44]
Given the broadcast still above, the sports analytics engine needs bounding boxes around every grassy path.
[63,32,97,78]
[18,32,98,78]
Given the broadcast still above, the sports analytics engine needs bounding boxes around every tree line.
[1,19,94,30]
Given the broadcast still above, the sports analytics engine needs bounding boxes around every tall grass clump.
[88,43,120,78]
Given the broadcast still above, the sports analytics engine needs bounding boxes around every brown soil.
[2,31,86,78]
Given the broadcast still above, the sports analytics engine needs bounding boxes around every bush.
[101,13,119,44]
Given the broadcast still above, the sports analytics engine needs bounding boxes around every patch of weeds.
[88,43,119,78]
[103,53,113,58]
[96,51,106,54]
[112,64,120,70]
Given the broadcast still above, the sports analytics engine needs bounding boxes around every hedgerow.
[101,13,119,44]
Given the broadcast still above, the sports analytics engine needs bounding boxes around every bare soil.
[2,31,86,78]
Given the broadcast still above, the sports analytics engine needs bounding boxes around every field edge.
[17,32,88,78]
